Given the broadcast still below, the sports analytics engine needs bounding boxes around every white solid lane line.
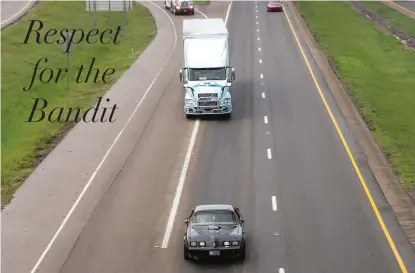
[162,120,200,248]
[30,2,178,272]
[267,149,272,159]
[162,0,233,249]
[272,196,277,211]
[262,92,266,98]
[264,116,268,124]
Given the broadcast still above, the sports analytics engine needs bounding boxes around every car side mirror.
[240,218,244,223]
[184,219,189,224]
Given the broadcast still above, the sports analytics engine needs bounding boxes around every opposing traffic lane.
[393,1,415,14]
[260,4,406,272]
[1,0,35,28]
[169,1,415,273]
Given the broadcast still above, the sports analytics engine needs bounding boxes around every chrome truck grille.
[197,93,218,108]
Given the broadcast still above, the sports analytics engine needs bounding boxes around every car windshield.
[188,67,226,81]
[191,210,237,224]
[180,1,190,7]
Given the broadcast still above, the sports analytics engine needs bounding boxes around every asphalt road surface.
[3,1,415,273]
[1,0,34,28]
[393,0,415,14]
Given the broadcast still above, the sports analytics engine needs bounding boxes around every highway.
[3,1,415,273]
[1,0,34,28]
[393,1,415,14]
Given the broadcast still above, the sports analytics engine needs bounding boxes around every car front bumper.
[187,246,242,259]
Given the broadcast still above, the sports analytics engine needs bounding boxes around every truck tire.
[223,113,231,120]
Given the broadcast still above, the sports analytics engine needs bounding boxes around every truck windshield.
[188,67,226,81]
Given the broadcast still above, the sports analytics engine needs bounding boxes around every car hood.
[188,224,242,240]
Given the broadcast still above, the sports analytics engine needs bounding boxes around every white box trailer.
[180,18,235,119]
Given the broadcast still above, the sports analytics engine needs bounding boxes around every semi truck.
[180,18,235,119]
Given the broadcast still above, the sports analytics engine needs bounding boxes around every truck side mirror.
[227,67,235,82]
[180,68,189,83]
[184,219,189,224]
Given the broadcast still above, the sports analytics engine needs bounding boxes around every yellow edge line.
[387,0,415,16]
[283,7,408,273]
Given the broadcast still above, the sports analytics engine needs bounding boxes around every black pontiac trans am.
[183,204,246,261]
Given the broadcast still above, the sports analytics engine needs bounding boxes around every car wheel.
[239,243,246,261]
[184,246,190,260]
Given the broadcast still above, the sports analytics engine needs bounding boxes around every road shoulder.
[287,0,415,250]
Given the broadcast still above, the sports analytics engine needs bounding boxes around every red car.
[267,0,283,12]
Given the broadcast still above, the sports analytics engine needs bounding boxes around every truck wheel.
[223,113,231,120]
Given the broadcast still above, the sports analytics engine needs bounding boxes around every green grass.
[295,1,415,190]
[193,0,210,6]
[1,1,156,206]
[364,1,415,36]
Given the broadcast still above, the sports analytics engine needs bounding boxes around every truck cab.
[180,19,235,119]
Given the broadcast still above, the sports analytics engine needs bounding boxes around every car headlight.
[224,241,230,246]
[190,241,197,247]
[190,4,194,8]
[199,242,206,247]
[231,241,239,246]
[176,4,180,9]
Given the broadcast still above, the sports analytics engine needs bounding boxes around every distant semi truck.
[180,18,235,119]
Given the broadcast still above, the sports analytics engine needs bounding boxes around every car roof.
[194,204,235,212]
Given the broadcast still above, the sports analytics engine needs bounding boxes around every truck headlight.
[190,241,197,247]
[231,241,239,246]
[185,99,195,107]
[224,241,230,246]
[222,98,231,106]
[199,242,206,247]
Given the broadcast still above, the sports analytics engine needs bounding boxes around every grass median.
[193,0,210,6]
[295,1,415,191]
[364,1,415,36]
[1,1,156,206]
